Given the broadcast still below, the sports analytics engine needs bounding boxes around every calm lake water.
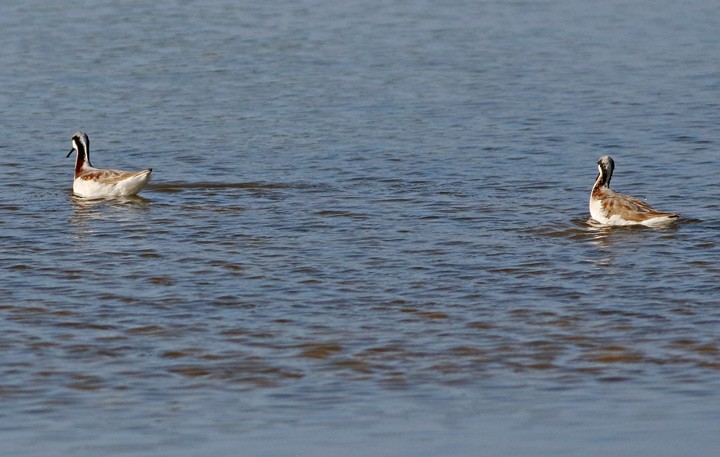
[2,0,720,455]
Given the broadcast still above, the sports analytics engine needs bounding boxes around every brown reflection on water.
[3,278,719,396]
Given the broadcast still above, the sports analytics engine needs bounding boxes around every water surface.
[1,0,720,455]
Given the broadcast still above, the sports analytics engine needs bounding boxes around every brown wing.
[602,190,678,222]
[78,169,150,185]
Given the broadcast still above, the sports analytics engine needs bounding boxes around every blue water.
[1,0,720,455]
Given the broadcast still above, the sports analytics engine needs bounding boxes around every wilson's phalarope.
[67,131,152,199]
[589,156,678,226]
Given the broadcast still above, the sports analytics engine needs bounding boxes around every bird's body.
[67,131,152,199]
[589,156,678,227]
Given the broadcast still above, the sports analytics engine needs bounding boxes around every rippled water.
[2,0,720,455]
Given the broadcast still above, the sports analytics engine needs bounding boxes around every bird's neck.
[75,150,92,177]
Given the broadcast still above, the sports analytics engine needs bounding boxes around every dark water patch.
[297,343,344,359]
[148,181,331,193]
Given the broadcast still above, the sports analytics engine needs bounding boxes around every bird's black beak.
[67,147,75,158]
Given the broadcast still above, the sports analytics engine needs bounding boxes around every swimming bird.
[589,156,678,226]
[67,131,152,199]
